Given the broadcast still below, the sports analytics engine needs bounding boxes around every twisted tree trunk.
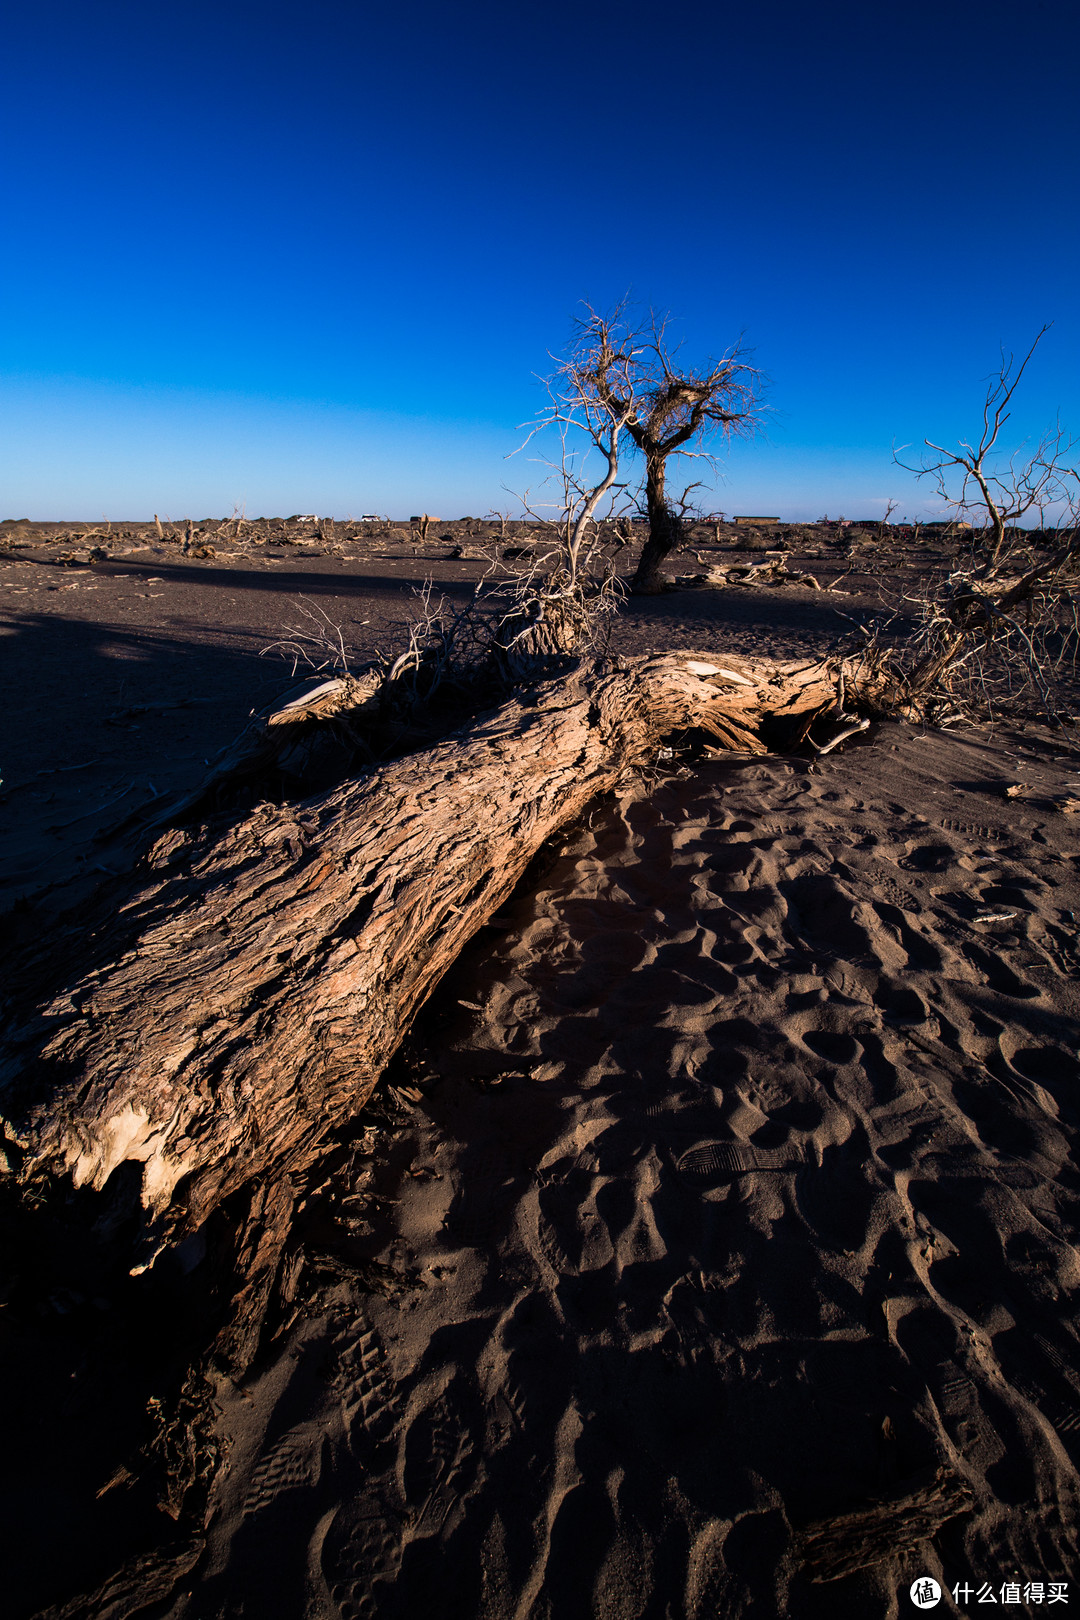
[2,650,878,1337]
[630,454,686,594]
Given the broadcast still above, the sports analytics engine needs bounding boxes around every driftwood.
[1,650,881,1354]
[675,557,821,591]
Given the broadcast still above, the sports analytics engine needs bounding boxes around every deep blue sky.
[3,0,1077,520]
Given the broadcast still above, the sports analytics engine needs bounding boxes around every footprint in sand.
[1011,1334,1080,1449]
[900,842,958,872]
[941,817,1005,840]
[676,1140,804,1186]
[321,1492,403,1620]
[1033,1393,1080,1441]
[926,1363,1004,1465]
[335,1324,398,1451]
[241,1423,327,1518]
[402,1386,478,1539]
[802,1029,860,1065]
[961,939,1041,999]
[878,875,924,913]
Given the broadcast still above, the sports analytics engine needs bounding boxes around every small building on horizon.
[733,515,780,526]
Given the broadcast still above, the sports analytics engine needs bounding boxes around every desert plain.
[2,516,1080,1618]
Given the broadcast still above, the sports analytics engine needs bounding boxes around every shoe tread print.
[676,1140,804,1183]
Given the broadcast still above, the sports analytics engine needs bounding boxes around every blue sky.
[3,0,1077,521]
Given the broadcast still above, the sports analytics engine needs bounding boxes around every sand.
[0,522,882,913]
[165,733,1079,1620]
[3,525,1080,1617]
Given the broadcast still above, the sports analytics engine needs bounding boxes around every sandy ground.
[180,738,1080,1620]
[3,525,1080,1618]
[0,523,886,911]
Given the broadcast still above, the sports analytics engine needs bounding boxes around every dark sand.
[3,523,1080,1618]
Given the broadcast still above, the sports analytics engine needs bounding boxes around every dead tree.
[1,649,884,1367]
[501,328,639,674]
[487,508,514,539]
[894,330,1080,715]
[543,303,765,594]
[877,499,899,541]
[707,511,728,545]
[895,327,1073,569]
[512,317,638,589]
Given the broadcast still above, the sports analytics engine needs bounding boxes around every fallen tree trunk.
[1,650,880,1296]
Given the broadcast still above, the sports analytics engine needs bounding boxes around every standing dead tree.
[486,508,516,539]
[500,317,641,674]
[705,511,729,545]
[893,330,1080,715]
[877,499,899,541]
[512,312,640,586]
[543,303,766,593]
[896,327,1070,568]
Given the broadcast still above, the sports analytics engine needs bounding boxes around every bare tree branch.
[521,301,766,594]
[895,326,1074,569]
[890,335,1080,718]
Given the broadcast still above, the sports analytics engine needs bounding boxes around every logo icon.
[910,1577,941,1609]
